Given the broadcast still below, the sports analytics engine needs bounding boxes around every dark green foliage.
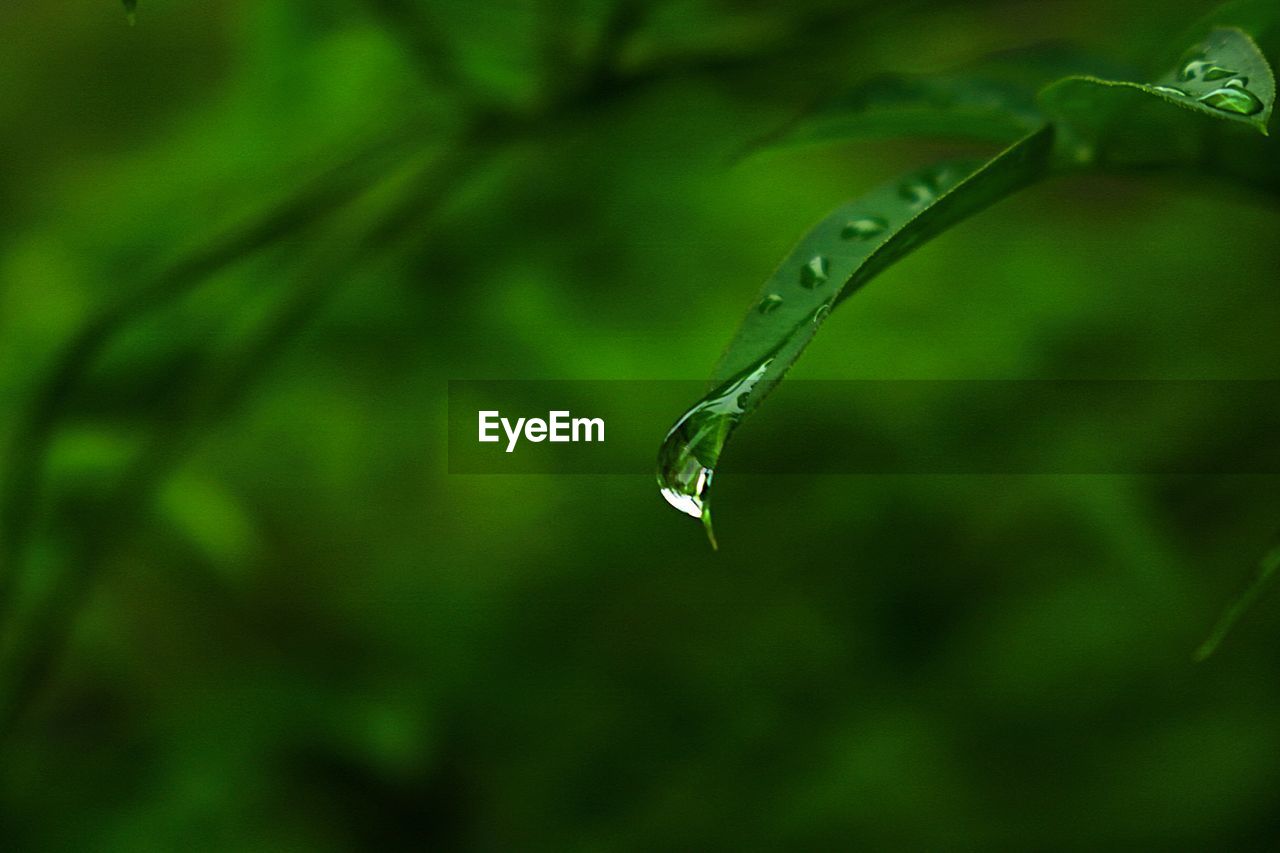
[3,1,1280,848]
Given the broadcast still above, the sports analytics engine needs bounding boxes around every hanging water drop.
[1199,85,1264,116]
[841,216,888,240]
[657,358,775,548]
[1202,65,1237,81]
[757,293,783,314]
[799,255,829,289]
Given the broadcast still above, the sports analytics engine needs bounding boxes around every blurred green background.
[3,0,1280,849]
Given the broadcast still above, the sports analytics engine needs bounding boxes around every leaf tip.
[702,509,719,551]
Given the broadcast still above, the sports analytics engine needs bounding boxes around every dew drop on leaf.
[1151,85,1188,97]
[1198,85,1264,116]
[757,293,783,314]
[898,178,937,209]
[799,256,830,289]
[1202,65,1238,81]
[841,217,888,240]
[1179,57,1211,81]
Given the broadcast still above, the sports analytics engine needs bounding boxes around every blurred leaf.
[758,44,1125,150]
[157,471,258,579]
[759,73,1044,149]
[1197,536,1280,660]
[658,124,1056,545]
[46,427,138,497]
[1171,0,1280,64]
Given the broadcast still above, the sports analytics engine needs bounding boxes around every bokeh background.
[3,0,1280,849]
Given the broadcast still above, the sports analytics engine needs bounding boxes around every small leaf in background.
[755,45,1126,153]
[1172,0,1280,65]
[657,125,1056,545]
[758,73,1044,150]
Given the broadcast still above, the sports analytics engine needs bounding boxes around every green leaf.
[657,124,1056,546]
[756,45,1124,151]
[1039,27,1275,167]
[660,1,1280,550]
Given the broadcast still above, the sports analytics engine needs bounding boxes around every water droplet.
[1179,57,1211,81]
[811,302,832,323]
[799,256,830,289]
[1199,85,1264,116]
[1203,65,1237,81]
[657,358,775,548]
[898,177,937,209]
[1224,77,1250,89]
[757,293,783,314]
[1151,85,1188,97]
[841,217,887,240]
